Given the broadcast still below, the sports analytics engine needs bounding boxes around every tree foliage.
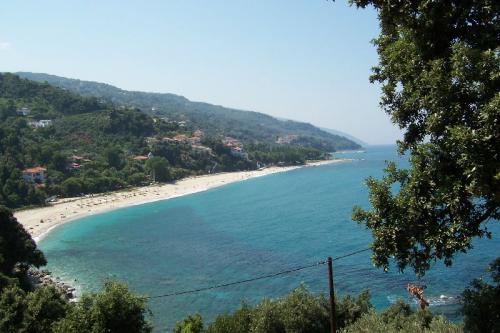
[341,301,461,333]
[461,258,500,333]
[0,206,46,279]
[351,0,500,275]
[175,286,460,333]
[176,285,370,333]
[174,314,204,333]
[146,156,171,182]
[104,146,124,170]
[0,285,68,333]
[52,281,152,333]
[0,281,152,333]
[0,285,27,333]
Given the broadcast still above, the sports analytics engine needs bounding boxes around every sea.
[39,145,500,332]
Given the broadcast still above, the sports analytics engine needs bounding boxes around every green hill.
[0,73,335,208]
[16,72,361,152]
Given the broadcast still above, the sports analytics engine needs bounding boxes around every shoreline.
[15,159,347,242]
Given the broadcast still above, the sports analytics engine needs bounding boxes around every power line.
[149,260,326,299]
[148,247,371,300]
[332,248,371,261]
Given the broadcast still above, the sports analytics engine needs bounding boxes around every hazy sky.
[0,1,402,144]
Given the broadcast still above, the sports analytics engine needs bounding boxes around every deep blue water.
[39,145,499,331]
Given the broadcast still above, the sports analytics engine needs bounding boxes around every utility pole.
[328,257,337,333]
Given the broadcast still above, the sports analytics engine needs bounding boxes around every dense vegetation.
[0,281,152,333]
[172,287,462,333]
[16,72,361,152]
[461,258,500,333]
[351,0,499,275]
[0,73,337,209]
[0,207,46,290]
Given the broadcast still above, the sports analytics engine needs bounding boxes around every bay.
[39,145,500,331]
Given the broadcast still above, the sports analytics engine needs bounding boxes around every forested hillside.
[16,72,361,152]
[0,74,329,208]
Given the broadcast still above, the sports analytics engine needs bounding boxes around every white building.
[29,120,53,128]
[16,107,31,116]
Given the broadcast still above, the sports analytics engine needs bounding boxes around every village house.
[221,136,248,159]
[230,146,249,159]
[70,155,88,162]
[133,152,154,161]
[16,107,31,116]
[276,134,299,144]
[162,137,176,143]
[188,136,201,145]
[222,136,241,148]
[22,166,47,183]
[173,134,189,143]
[68,162,81,170]
[67,155,91,169]
[191,145,213,153]
[146,137,159,145]
[193,130,203,138]
[28,119,53,128]
[163,133,201,146]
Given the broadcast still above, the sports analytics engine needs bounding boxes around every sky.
[0,1,402,144]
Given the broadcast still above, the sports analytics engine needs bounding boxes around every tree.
[174,314,204,333]
[342,300,460,333]
[61,178,83,197]
[183,285,373,333]
[351,1,500,275]
[179,287,460,333]
[50,152,68,173]
[0,207,46,279]
[145,156,171,182]
[0,285,26,333]
[18,286,68,333]
[205,305,253,333]
[0,282,152,333]
[462,258,500,333]
[52,281,152,333]
[104,146,123,170]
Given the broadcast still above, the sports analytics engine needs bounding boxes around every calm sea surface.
[40,145,500,331]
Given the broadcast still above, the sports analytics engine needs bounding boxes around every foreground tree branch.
[351,0,499,275]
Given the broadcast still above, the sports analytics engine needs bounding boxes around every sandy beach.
[15,160,344,241]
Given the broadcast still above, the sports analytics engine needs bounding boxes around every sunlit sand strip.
[15,159,349,242]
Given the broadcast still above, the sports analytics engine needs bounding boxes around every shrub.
[462,258,500,333]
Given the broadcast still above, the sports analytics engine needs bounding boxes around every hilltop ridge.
[16,72,361,152]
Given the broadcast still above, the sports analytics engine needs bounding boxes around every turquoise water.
[40,145,499,331]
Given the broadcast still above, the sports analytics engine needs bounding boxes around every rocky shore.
[28,269,77,300]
